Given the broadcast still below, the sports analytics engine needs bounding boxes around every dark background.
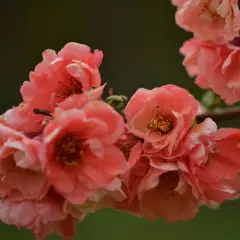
[0,1,239,239]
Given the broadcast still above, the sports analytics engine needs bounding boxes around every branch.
[196,106,240,123]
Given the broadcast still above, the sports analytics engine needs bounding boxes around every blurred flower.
[0,124,49,201]
[174,0,240,44]
[197,104,207,114]
[181,37,240,105]
[0,190,79,240]
[184,118,240,205]
[125,85,199,158]
[42,101,127,204]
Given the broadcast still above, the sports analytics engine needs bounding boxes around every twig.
[196,106,240,123]
[33,108,51,117]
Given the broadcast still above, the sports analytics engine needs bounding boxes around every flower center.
[157,171,180,196]
[54,75,83,103]
[199,0,224,24]
[229,37,240,47]
[147,106,172,134]
[204,142,219,166]
[56,134,82,166]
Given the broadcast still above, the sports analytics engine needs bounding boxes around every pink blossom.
[4,43,103,133]
[0,191,79,240]
[124,142,199,222]
[116,124,140,160]
[180,38,240,105]
[125,85,199,158]
[42,101,127,205]
[57,84,106,111]
[198,104,207,114]
[171,0,188,7]
[175,0,240,44]
[22,42,103,108]
[184,118,240,205]
[0,124,49,201]
[65,178,127,215]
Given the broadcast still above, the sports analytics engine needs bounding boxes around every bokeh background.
[0,1,239,239]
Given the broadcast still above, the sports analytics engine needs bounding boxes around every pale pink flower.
[198,104,207,114]
[175,0,240,44]
[180,38,240,105]
[0,124,49,201]
[184,118,240,205]
[0,191,79,240]
[125,85,199,158]
[42,101,127,204]
[4,43,103,133]
[124,142,199,222]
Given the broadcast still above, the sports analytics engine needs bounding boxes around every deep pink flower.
[125,85,199,158]
[124,142,199,222]
[184,118,240,205]
[0,191,79,240]
[180,38,240,105]
[175,0,240,44]
[4,43,103,132]
[42,101,127,204]
[0,124,49,201]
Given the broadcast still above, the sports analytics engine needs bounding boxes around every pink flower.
[0,124,49,201]
[57,84,106,111]
[184,118,240,205]
[181,38,240,105]
[197,104,207,114]
[175,0,240,44]
[4,43,103,133]
[65,178,127,215]
[124,142,199,222]
[42,101,127,204]
[22,42,103,108]
[2,103,50,133]
[3,85,105,134]
[116,124,140,159]
[125,85,199,158]
[172,0,188,7]
[0,191,79,240]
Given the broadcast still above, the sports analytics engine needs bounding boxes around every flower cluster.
[172,0,240,105]
[1,40,240,239]
[0,43,127,239]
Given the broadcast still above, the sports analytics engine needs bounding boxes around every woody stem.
[196,106,240,123]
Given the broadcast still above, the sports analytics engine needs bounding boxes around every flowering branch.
[1,1,240,239]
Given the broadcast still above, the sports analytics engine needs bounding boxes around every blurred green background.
[0,1,239,239]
